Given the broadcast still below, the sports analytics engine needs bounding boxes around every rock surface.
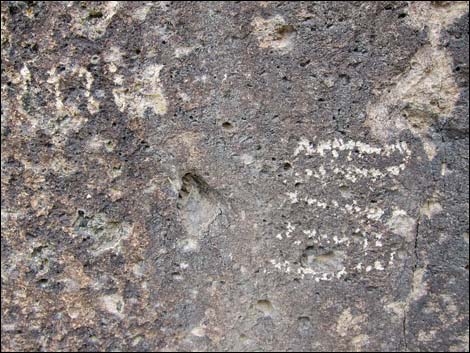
[1,1,469,351]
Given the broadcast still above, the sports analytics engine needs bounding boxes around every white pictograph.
[270,137,414,282]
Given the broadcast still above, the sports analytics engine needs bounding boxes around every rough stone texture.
[1,1,469,352]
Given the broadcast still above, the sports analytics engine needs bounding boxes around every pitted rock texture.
[1,1,469,352]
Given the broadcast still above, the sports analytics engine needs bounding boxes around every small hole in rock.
[171,272,183,281]
[90,55,100,64]
[88,10,103,19]
[222,122,233,129]
[255,300,273,315]
[283,162,292,171]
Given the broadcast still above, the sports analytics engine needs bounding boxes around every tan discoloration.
[420,192,443,218]
[384,300,406,321]
[58,254,92,293]
[113,64,168,118]
[30,192,53,217]
[130,4,153,22]
[71,2,121,40]
[385,267,429,329]
[439,294,459,326]
[99,293,125,318]
[366,2,469,160]
[449,331,469,352]
[190,326,206,337]
[46,65,100,138]
[410,268,428,302]
[175,46,195,58]
[164,132,203,165]
[407,1,469,45]
[104,46,125,67]
[62,292,97,326]
[386,208,416,243]
[252,15,295,52]
[336,308,367,338]
[72,212,133,256]
[350,334,369,351]
[418,328,438,343]
[0,8,11,49]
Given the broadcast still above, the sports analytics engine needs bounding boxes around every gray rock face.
[1,1,468,351]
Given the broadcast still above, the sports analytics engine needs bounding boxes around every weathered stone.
[1,1,468,351]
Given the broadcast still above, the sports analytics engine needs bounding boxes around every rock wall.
[1,1,469,351]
